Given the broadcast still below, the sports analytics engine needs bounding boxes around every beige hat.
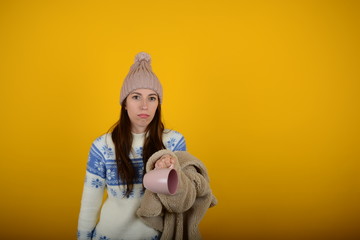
[120,52,163,104]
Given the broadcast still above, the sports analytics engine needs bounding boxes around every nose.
[141,99,148,109]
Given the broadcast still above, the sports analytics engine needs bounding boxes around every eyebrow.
[131,92,158,97]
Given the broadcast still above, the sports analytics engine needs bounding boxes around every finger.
[155,161,163,169]
[165,159,171,166]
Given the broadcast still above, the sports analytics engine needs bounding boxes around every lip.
[138,114,150,119]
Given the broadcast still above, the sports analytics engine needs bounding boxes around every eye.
[149,96,157,101]
[131,95,140,100]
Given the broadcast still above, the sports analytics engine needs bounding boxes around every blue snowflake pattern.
[77,231,80,238]
[120,189,136,198]
[99,235,111,240]
[86,230,93,238]
[137,167,144,178]
[94,160,105,172]
[102,145,114,158]
[91,178,103,188]
[135,147,143,157]
[167,138,177,149]
[151,235,161,240]
[96,136,104,142]
[120,189,127,198]
[109,188,117,197]
[106,169,116,181]
[129,190,135,198]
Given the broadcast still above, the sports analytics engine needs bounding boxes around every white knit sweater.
[77,130,186,240]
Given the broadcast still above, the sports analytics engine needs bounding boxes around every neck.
[131,126,146,134]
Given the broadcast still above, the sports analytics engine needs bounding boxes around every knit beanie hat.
[120,52,163,104]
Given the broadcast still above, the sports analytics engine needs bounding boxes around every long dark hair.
[107,99,165,197]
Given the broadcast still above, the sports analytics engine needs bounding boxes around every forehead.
[130,88,157,95]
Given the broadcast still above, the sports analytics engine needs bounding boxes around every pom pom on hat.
[120,52,163,104]
[135,52,151,63]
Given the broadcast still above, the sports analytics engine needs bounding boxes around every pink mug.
[143,168,178,195]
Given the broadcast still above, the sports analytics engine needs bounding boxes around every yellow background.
[1,0,359,239]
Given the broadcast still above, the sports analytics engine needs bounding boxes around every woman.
[77,52,186,240]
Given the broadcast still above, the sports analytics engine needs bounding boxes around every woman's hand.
[155,154,176,169]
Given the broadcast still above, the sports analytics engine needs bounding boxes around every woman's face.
[125,88,159,134]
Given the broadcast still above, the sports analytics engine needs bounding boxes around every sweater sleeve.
[172,133,186,151]
[165,130,187,152]
[77,142,106,240]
